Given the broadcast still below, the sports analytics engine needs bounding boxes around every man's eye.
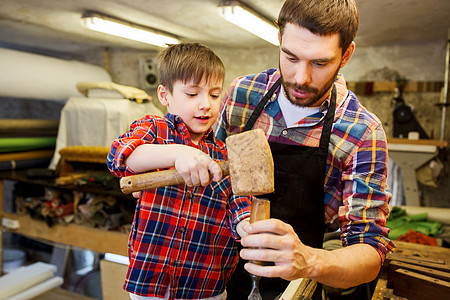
[313,62,327,67]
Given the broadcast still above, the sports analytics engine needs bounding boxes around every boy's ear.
[157,84,169,107]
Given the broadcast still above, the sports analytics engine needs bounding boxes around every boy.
[107,43,252,300]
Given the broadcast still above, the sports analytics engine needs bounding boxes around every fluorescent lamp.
[81,12,180,47]
[218,0,278,46]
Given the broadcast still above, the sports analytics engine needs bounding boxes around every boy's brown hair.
[277,0,359,54]
[157,43,225,93]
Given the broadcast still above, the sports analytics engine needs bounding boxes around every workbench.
[372,241,450,300]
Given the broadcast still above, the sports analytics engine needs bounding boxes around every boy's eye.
[187,93,197,97]
[210,94,220,99]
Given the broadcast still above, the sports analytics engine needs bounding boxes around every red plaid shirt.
[107,113,251,299]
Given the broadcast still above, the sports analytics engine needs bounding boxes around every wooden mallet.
[119,128,274,196]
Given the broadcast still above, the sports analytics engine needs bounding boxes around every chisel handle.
[119,160,229,194]
[249,198,270,266]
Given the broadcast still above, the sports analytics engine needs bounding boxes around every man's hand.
[239,218,313,281]
[239,218,382,289]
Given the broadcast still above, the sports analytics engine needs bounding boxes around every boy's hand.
[174,147,222,187]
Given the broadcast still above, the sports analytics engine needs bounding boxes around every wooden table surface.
[371,241,450,300]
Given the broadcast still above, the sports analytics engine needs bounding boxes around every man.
[215,0,395,298]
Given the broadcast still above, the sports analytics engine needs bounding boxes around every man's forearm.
[307,243,381,289]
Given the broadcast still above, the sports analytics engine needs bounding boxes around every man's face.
[279,23,350,107]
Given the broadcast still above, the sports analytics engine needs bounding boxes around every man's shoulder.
[342,91,382,124]
[233,68,279,89]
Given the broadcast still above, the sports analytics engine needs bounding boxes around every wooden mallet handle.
[119,160,229,194]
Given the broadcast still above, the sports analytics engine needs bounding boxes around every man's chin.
[289,95,316,107]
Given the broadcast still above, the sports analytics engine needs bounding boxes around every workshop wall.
[73,40,449,208]
[5,38,448,208]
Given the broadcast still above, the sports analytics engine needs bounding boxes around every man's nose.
[294,63,312,86]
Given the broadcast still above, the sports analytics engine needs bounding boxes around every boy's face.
[158,77,223,144]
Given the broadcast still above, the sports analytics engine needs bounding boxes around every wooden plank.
[387,138,448,147]
[3,212,128,256]
[371,278,408,300]
[372,241,450,300]
[387,253,446,265]
[385,254,450,273]
[391,268,450,300]
[280,278,309,300]
[100,259,129,300]
[0,149,54,162]
[32,288,96,300]
[387,261,450,288]
[392,241,450,261]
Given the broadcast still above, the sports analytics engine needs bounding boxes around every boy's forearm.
[125,144,185,172]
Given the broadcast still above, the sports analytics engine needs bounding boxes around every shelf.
[2,212,128,256]
[0,169,131,199]
[0,169,130,267]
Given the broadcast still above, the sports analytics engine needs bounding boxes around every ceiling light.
[218,0,278,46]
[81,12,180,48]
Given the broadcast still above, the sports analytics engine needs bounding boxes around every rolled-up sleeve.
[339,124,396,262]
[107,116,157,177]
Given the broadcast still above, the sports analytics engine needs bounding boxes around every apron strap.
[242,77,282,132]
[319,84,336,150]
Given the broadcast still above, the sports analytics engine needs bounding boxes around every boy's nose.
[198,96,211,110]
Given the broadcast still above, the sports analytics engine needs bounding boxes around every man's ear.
[340,42,355,68]
[157,84,169,107]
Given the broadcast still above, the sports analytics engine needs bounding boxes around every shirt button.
[180,227,186,233]
[188,193,194,199]
[281,130,288,136]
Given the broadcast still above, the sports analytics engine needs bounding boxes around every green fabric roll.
[387,207,443,240]
[0,137,56,152]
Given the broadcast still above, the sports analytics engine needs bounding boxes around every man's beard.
[280,67,339,107]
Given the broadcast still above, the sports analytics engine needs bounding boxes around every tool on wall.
[392,78,429,139]
[437,28,450,141]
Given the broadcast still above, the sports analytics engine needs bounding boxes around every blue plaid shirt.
[215,69,396,261]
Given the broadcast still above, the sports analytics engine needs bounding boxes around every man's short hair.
[277,0,359,54]
[157,43,225,93]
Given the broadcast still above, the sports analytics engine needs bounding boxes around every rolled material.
[0,137,56,153]
[398,205,450,225]
[8,277,63,300]
[0,262,56,300]
[0,48,111,100]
